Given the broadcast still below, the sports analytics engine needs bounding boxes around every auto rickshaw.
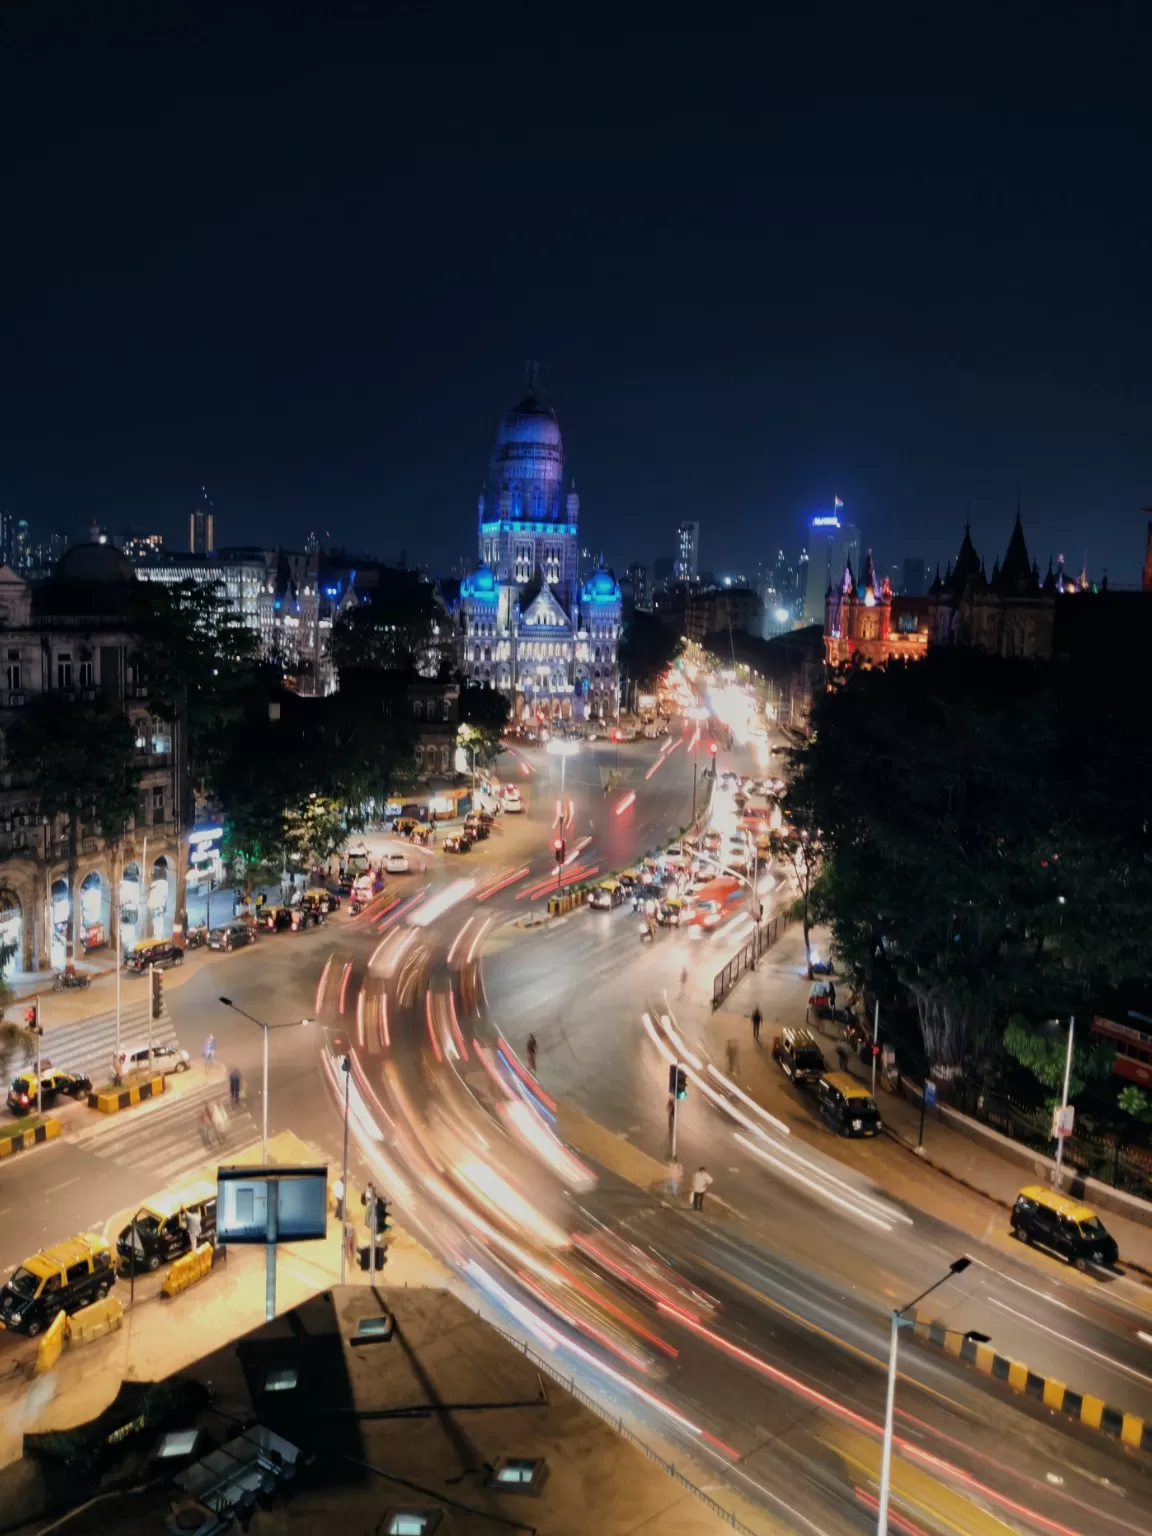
[656,897,685,927]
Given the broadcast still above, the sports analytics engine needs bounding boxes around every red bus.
[1090,1013,1152,1088]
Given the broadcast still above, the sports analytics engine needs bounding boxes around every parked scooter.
[185,924,209,949]
[52,970,91,991]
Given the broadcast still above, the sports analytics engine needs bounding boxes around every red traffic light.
[23,1004,39,1031]
[709,741,718,756]
[614,730,622,741]
[553,837,566,864]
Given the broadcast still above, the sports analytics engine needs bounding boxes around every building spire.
[525,359,541,395]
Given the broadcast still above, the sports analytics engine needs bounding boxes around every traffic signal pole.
[35,1000,42,1117]
[670,1065,679,1157]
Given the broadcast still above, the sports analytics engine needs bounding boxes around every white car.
[383,852,410,875]
[503,790,523,813]
[123,1042,190,1077]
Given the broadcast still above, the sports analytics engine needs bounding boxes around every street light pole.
[340,1054,351,1284]
[1053,1015,1075,1188]
[217,998,311,1167]
[877,1257,974,1535]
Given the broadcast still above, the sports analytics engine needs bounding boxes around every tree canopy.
[788,649,1152,1073]
[330,574,442,676]
[619,611,682,691]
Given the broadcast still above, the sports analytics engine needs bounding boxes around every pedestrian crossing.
[68,1076,258,1187]
[39,1001,178,1084]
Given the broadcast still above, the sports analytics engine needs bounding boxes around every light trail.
[615,791,636,815]
[475,865,531,901]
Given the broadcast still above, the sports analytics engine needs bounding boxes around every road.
[6,707,1152,1534]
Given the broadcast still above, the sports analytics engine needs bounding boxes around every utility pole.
[340,1055,351,1284]
[871,999,880,1099]
[1053,1016,1075,1187]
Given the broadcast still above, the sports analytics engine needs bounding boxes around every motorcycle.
[349,898,364,917]
[638,921,656,944]
[53,970,91,991]
[185,924,209,949]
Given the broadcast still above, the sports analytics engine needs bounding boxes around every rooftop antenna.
[526,359,540,395]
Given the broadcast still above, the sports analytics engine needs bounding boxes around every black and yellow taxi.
[589,879,624,910]
[815,1071,883,1136]
[0,1234,115,1336]
[7,1066,92,1115]
[122,936,185,974]
[1010,1186,1119,1268]
[116,1181,218,1272]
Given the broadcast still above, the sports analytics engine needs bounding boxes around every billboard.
[216,1165,328,1245]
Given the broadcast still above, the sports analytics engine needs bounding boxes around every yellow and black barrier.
[913,1310,1152,1452]
[161,1242,214,1298]
[88,1076,165,1114]
[0,1118,61,1158]
[67,1294,124,1347]
[546,889,588,917]
[34,1310,68,1374]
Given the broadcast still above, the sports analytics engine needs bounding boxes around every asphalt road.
[8,714,1152,1535]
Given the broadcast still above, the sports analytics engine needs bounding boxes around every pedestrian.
[751,1005,762,1045]
[690,1165,713,1211]
[229,1066,241,1105]
[332,1176,345,1221]
[828,981,837,1013]
[202,1033,216,1073]
[111,1051,124,1087]
[526,1033,538,1074]
[665,1158,682,1199]
[199,1104,212,1147]
[210,1101,228,1145]
[725,1038,740,1077]
[667,1096,676,1138]
[344,1219,357,1270]
[678,965,688,998]
[184,1206,202,1251]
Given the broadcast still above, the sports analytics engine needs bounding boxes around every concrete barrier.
[546,889,588,917]
[34,1310,67,1374]
[66,1294,124,1346]
[914,1307,1152,1452]
[0,1118,61,1158]
[87,1076,165,1114]
[161,1242,214,1298]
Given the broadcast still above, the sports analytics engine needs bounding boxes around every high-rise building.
[122,531,165,562]
[902,556,927,596]
[674,521,699,582]
[803,504,860,625]
[652,555,673,592]
[625,561,651,611]
[190,491,215,556]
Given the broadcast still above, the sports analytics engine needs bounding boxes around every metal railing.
[712,916,784,1009]
[492,1325,765,1534]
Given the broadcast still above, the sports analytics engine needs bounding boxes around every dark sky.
[4,1,1152,585]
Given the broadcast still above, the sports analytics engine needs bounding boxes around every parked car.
[123,938,185,974]
[116,1182,217,1272]
[256,905,293,932]
[0,1235,115,1336]
[122,1042,190,1077]
[7,1068,92,1114]
[208,920,257,951]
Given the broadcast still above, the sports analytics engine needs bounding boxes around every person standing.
[751,1005,762,1045]
[184,1206,202,1252]
[690,1166,713,1211]
[202,1033,216,1074]
[332,1176,345,1221]
[229,1067,241,1105]
[828,980,837,1015]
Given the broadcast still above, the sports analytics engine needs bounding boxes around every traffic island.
[86,1075,165,1114]
[0,1115,61,1158]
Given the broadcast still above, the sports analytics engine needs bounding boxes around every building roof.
[55,542,136,584]
[581,566,621,604]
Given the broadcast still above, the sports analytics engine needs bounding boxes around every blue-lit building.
[457,387,621,720]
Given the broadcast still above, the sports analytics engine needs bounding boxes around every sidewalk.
[682,924,1152,1282]
[0,1130,451,1471]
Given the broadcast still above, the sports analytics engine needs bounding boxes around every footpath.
[686,923,1152,1280]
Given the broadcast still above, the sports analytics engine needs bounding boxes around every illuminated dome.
[489,391,564,515]
[460,562,497,599]
[581,567,621,605]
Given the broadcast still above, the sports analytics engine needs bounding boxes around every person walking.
[210,1101,229,1145]
[665,1158,682,1199]
[678,965,688,999]
[827,980,837,1015]
[184,1206,202,1252]
[202,1033,216,1073]
[690,1166,713,1211]
[725,1038,740,1077]
[229,1066,241,1105]
[751,1005,762,1045]
[526,1034,538,1074]
[332,1176,345,1221]
[199,1104,214,1149]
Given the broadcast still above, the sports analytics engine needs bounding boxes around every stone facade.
[457,387,621,720]
[0,549,184,977]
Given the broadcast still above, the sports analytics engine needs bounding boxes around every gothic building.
[825,512,1103,672]
[457,386,621,720]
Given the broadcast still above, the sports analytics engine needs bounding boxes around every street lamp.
[217,998,312,1163]
[545,737,580,803]
[876,1258,985,1534]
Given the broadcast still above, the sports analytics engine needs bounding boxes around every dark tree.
[330,575,441,675]
[618,611,683,692]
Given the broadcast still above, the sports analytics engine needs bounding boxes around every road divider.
[67,1294,124,1347]
[87,1075,166,1114]
[0,1118,61,1158]
[34,1311,67,1374]
[912,1309,1152,1451]
[162,1241,215,1298]
[547,889,588,917]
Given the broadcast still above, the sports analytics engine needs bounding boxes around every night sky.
[4,2,1152,585]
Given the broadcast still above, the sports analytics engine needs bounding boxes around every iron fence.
[712,915,784,1009]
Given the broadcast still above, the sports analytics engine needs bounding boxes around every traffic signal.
[150,967,163,1020]
[375,1197,391,1235]
[553,837,565,864]
[668,1064,688,1100]
[23,1002,40,1033]
[709,741,718,757]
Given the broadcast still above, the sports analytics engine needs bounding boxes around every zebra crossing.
[68,1075,259,1187]
[34,1001,178,1084]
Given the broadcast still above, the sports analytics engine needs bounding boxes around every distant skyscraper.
[625,561,651,611]
[802,502,860,624]
[190,490,215,555]
[902,556,926,596]
[12,519,31,573]
[652,555,674,592]
[0,511,13,567]
[304,530,319,554]
[674,521,699,582]
[122,531,165,562]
